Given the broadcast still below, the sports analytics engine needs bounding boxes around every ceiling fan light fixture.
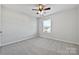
[39,5,43,9]
[32,4,51,15]
[38,10,44,15]
[40,11,43,15]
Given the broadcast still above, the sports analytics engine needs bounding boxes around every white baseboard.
[40,35,79,45]
[0,34,37,47]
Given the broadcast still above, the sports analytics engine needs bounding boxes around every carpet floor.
[0,37,79,55]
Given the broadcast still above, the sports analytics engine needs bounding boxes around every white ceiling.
[3,4,79,18]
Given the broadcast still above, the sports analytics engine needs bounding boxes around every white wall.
[39,8,79,45]
[1,5,37,46]
[0,5,1,46]
[78,7,79,42]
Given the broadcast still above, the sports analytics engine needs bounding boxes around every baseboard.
[0,34,37,47]
[40,35,79,45]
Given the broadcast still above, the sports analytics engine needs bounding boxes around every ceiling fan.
[32,4,51,14]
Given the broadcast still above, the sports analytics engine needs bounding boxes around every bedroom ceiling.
[3,4,79,18]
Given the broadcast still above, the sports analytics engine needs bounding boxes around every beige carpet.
[0,37,79,55]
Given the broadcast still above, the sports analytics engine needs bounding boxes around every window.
[43,19,52,33]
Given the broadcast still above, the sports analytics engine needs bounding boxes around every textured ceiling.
[3,4,79,18]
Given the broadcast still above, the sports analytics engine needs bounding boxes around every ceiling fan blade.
[44,8,51,10]
[32,9,38,11]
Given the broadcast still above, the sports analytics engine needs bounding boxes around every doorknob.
[0,31,2,33]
